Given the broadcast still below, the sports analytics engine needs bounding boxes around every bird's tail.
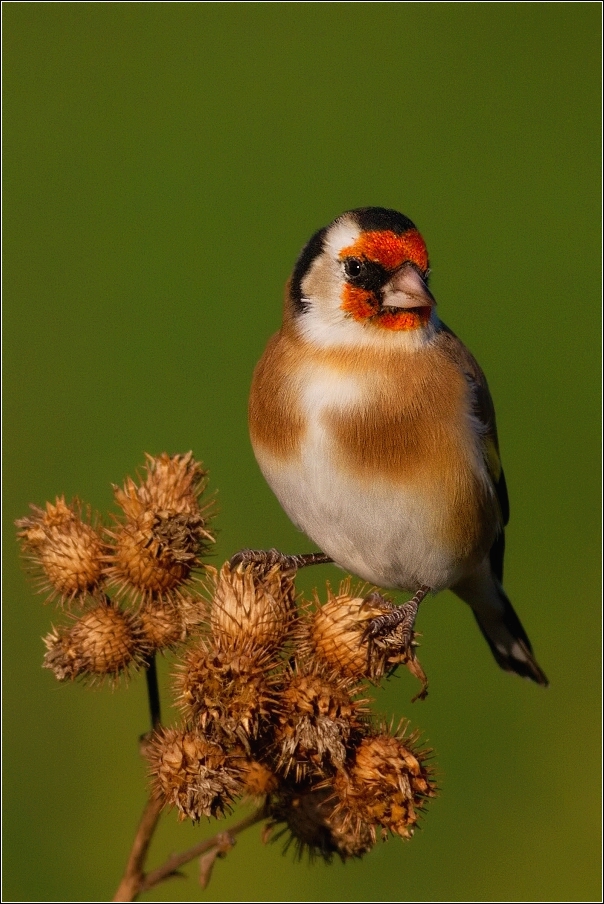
[452,562,549,686]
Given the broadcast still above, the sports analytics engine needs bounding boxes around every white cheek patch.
[297,307,439,353]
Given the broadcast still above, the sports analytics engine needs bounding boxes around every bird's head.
[286,207,438,350]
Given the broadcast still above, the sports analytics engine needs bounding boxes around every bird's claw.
[229,547,286,570]
[229,548,332,573]
[365,599,417,646]
[361,587,431,700]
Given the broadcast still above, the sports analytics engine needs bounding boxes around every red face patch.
[339,229,431,331]
[340,228,428,272]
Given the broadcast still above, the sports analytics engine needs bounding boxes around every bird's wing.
[437,324,509,581]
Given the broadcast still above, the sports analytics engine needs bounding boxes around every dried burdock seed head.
[174,637,279,747]
[302,581,393,680]
[127,588,207,654]
[240,757,280,798]
[138,600,189,652]
[303,582,428,697]
[274,666,368,781]
[268,785,374,862]
[332,726,437,841]
[268,786,335,862]
[16,497,104,604]
[176,592,211,630]
[146,727,242,822]
[115,452,213,521]
[104,453,215,606]
[42,604,149,682]
[209,561,296,652]
[326,801,376,860]
[105,510,209,604]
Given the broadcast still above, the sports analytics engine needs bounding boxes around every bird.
[244,206,548,686]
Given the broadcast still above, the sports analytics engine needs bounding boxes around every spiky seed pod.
[146,727,242,822]
[42,603,150,682]
[268,785,336,861]
[326,801,376,860]
[332,728,437,841]
[104,452,215,606]
[240,757,280,798]
[209,561,296,652]
[105,509,208,603]
[274,667,367,781]
[115,452,213,520]
[138,592,208,652]
[268,785,375,862]
[174,637,279,746]
[138,600,189,652]
[177,592,211,630]
[302,581,395,680]
[16,497,104,604]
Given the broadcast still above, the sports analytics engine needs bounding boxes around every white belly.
[254,438,463,593]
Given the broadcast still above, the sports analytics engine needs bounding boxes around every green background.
[3,3,601,901]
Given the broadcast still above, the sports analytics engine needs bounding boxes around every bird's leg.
[365,584,431,649]
[229,547,333,571]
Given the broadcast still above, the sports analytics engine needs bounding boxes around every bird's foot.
[365,584,430,645]
[362,585,431,701]
[229,547,332,573]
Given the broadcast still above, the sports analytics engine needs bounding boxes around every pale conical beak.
[381,264,436,309]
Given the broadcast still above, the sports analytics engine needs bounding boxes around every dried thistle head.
[173,636,279,747]
[138,600,189,652]
[115,452,212,519]
[42,603,150,683]
[209,561,296,652]
[146,726,242,822]
[302,582,427,696]
[273,665,368,781]
[240,757,280,799]
[299,581,391,680]
[326,799,376,860]
[105,510,208,603]
[16,497,104,605]
[267,784,375,862]
[104,453,215,606]
[331,725,437,841]
[137,591,208,652]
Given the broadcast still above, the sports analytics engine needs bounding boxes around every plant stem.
[140,804,267,895]
[145,653,161,729]
[112,655,163,901]
[112,794,164,902]
[112,802,267,902]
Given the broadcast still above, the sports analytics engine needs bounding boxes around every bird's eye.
[343,257,363,279]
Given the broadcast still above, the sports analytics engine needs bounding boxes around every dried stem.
[113,653,163,901]
[145,654,161,729]
[140,805,267,895]
[112,794,164,902]
[113,801,268,901]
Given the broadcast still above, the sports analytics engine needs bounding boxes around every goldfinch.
[246,207,548,686]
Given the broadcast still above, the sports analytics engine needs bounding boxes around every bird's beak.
[381,264,436,310]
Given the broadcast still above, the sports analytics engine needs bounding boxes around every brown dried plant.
[16,453,437,901]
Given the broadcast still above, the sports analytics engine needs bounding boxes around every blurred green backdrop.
[3,3,600,902]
